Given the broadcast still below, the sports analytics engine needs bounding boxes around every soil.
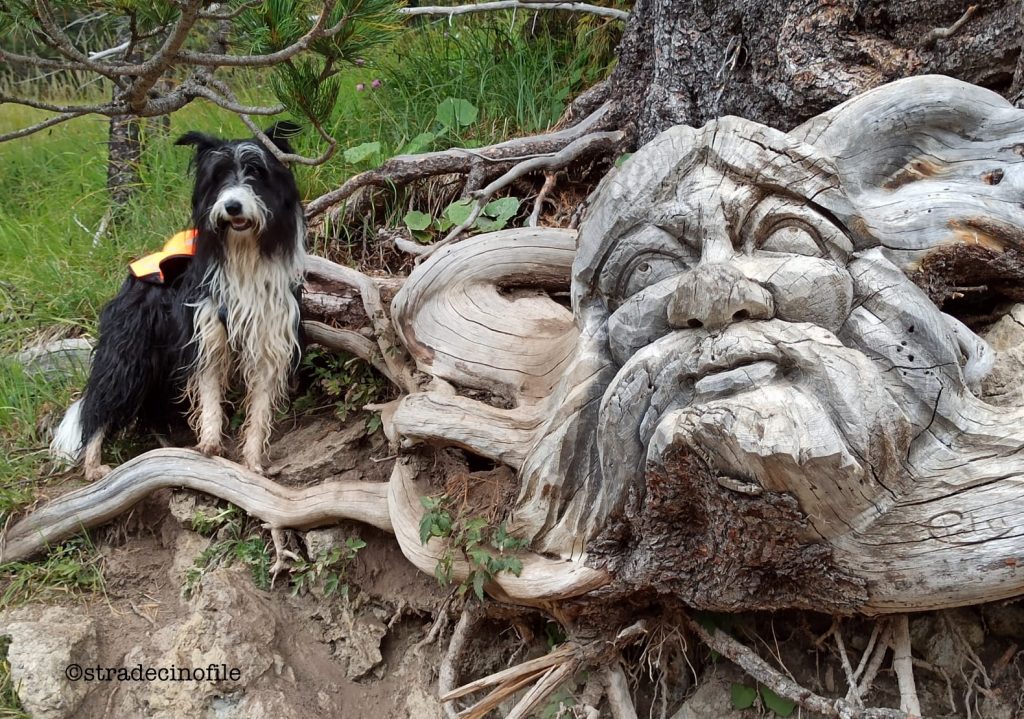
[5,413,1024,719]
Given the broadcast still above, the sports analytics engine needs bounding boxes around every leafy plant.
[418,495,528,600]
[403,195,521,242]
[290,536,367,599]
[293,347,391,431]
[183,511,272,597]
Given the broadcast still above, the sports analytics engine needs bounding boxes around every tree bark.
[607,0,1024,146]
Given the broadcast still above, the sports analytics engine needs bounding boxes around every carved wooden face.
[573,117,994,539]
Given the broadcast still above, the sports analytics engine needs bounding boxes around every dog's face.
[175,124,302,256]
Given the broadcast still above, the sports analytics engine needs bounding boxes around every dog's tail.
[50,397,85,464]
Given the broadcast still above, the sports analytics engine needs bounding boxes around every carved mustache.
[595,319,916,493]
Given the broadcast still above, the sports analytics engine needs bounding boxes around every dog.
[51,123,306,479]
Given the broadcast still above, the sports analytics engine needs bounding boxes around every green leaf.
[761,688,795,717]
[730,683,757,711]
[436,98,479,128]
[483,196,520,220]
[615,153,634,168]
[501,557,523,576]
[472,571,486,600]
[444,199,475,226]
[467,547,492,567]
[474,217,506,233]
[419,515,434,545]
[403,211,433,232]
[343,141,382,165]
[401,131,436,155]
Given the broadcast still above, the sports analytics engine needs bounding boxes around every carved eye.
[758,224,825,257]
[617,251,688,300]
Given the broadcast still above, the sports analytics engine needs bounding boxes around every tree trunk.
[106,112,142,206]
[607,0,1024,145]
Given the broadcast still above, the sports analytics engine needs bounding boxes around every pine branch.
[175,0,344,67]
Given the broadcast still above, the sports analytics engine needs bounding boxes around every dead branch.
[504,659,579,719]
[0,111,89,142]
[399,1,629,20]
[891,616,921,718]
[683,614,909,719]
[304,101,617,220]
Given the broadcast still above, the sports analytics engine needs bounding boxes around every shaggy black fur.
[73,122,304,458]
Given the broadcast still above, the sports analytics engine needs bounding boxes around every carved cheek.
[606,276,679,365]
[734,255,854,332]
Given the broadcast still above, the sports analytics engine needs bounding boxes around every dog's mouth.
[227,218,254,232]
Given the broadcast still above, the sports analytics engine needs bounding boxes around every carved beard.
[596,250,988,541]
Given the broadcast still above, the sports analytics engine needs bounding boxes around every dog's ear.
[263,121,302,155]
[175,131,218,157]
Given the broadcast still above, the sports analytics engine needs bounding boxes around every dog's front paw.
[195,441,222,457]
[85,464,112,482]
[243,460,265,475]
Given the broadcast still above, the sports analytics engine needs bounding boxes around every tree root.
[602,660,639,719]
[0,448,391,564]
[891,615,922,717]
[386,457,610,606]
[682,613,910,719]
[305,255,419,393]
[303,102,618,223]
[302,320,403,388]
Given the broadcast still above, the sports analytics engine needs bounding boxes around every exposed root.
[602,660,639,719]
[832,623,863,706]
[387,457,610,606]
[304,102,618,223]
[683,613,909,719]
[891,615,921,718]
[0,447,392,563]
[857,620,894,699]
[305,255,419,393]
[440,604,479,719]
[266,525,301,588]
[920,5,977,48]
[529,172,558,227]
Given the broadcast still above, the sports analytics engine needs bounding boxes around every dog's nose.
[225,200,243,216]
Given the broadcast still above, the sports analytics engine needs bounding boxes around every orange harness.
[129,229,198,284]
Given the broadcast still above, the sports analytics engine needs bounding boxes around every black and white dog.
[51,123,306,479]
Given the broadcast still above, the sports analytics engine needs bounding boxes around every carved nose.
[667,264,774,330]
[225,200,243,216]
